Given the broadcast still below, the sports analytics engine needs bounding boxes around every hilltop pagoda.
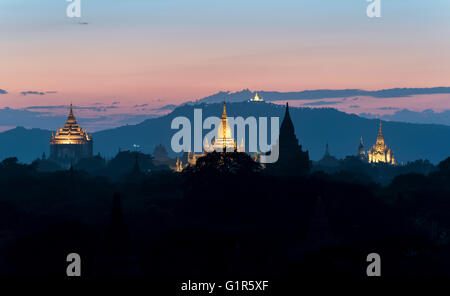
[50,104,93,166]
[249,92,264,102]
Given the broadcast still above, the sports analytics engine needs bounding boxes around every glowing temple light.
[50,104,93,166]
[249,92,264,102]
[367,120,396,165]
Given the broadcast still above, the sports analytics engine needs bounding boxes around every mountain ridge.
[1,102,450,164]
[192,87,450,104]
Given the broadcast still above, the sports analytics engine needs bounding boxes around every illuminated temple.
[50,104,93,166]
[187,103,243,166]
[249,92,264,102]
[210,103,238,152]
[367,120,396,165]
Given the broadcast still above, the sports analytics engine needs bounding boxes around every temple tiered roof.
[50,104,92,145]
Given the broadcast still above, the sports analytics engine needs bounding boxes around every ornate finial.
[65,102,78,124]
[285,102,291,118]
[378,120,383,138]
[222,102,227,118]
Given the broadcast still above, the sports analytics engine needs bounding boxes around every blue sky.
[1,0,449,131]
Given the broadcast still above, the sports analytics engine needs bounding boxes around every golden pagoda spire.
[221,102,227,142]
[212,102,237,152]
[377,120,383,139]
[221,102,227,119]
[67,102,77,124]
[376,120,385,146]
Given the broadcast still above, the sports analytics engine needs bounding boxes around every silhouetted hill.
[1,102,450,164]
[0,127,51,162]
[195,87,450,103]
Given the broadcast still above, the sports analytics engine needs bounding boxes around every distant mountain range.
[361,109,450,126]
[1,102,450,164]
[1,87,449,132]
[191,87,450,104]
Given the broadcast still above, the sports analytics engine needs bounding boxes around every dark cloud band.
[21,91,45,96]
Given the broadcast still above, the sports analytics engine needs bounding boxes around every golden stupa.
[187,103,242,166]
[210,103,237,151]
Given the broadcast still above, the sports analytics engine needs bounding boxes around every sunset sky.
[1,0,450,128]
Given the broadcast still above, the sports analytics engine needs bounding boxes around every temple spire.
[280,102,295,140]
[377,120,383,139]
[358,136,366,160]
[222,103,226,142]
[221,102,227,119]
[67,103,77,124]
[324,142,330,157]
[211,102,237,152]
